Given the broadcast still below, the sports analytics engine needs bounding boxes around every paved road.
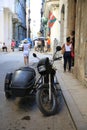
[0,50,76,130]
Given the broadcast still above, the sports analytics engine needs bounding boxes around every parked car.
[18,43,24,51]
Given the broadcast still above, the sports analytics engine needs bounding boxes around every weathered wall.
[67,0,76,35]
[74,0,87,86]
[59,0,87,87]
[59,0,68,45]
[44,0,87,87]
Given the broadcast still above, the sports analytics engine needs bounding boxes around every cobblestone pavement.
[0,50,76,130]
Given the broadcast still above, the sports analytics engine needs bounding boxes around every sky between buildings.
[30,0,42,38]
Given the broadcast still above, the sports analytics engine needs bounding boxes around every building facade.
[0,0,14,47]
[12,0,26,45]
[26,0,31,38]
[0,0,26,48]
[43,0,87,87]
[43,0,60,52]
[58,0,87,87]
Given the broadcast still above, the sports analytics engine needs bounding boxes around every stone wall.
[74,0,87,87]
[59,0,87,87]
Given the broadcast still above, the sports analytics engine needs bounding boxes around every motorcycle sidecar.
[4,67,36,99]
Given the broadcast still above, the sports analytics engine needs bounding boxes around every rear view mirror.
[56,46,61,52]
[33,53,37,57]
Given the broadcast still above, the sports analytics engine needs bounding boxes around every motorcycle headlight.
[38,65,46,72]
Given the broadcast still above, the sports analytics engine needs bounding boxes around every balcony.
[12,13,19,23]
[44,0,59,17]
[12,13,21,24]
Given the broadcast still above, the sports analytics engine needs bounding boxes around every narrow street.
[0,50,76,130]
[0,0,87,130]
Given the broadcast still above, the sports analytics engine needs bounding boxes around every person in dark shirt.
[2,43,7,52]
[41,39,45,52]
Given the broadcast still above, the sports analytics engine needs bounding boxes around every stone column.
[0,8,4,43]
[67,0,76,35]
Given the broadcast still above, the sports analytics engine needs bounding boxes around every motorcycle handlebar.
[53,56,62,61]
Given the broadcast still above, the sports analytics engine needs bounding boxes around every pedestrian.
[47,36,51,52]
[0,42,2,51]
[37,39,42,52]
[62,36,73,72]
[11,39,16,51]
[2,42,7,52]
[34,40,38,51]
[70,30,75,66]
[41,39,45,52]
[23,39,30,66]
[44,38,48,52]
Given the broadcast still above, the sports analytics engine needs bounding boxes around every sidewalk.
[55,61,87,130]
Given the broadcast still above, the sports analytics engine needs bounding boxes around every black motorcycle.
[4,46,61,116]
[33,46,62,116]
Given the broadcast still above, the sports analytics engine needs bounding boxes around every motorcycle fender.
[37,84,48,91]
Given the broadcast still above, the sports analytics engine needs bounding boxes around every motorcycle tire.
[4,73,12,99]
[5,89,11,99]
[36,84,58,116]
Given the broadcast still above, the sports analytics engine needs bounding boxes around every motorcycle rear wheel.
[36,84,58,116]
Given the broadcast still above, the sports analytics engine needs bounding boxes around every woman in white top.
[62,37,73,72]
[23,39,30,66]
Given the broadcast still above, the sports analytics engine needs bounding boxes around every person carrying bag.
[61,37,73,72]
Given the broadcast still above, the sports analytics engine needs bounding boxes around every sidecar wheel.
[5,84,12,99]
[36,84,58,116]
[4,73,12,99]
[5,91,11,99]
[4,73,12,86]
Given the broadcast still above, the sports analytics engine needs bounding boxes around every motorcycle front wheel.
[36,84,58,116]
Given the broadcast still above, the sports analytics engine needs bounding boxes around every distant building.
[0,0,14,47]
[13,0,26,44]
[26,0,31,38]
[0,0,27,48]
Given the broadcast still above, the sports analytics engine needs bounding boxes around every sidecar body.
[4,67,36,99]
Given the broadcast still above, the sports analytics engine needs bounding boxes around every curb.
[56,68,87,130]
